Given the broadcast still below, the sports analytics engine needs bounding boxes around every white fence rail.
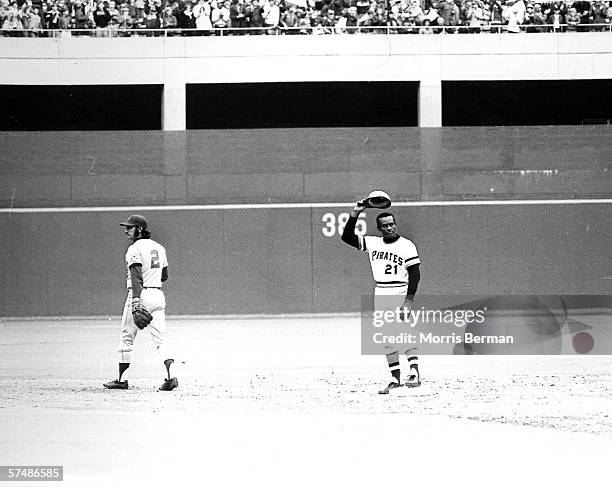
[1,23,612,37]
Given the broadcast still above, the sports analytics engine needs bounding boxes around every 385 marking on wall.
[321,212,367,237]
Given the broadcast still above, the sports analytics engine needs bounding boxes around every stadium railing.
[1,23,611,37]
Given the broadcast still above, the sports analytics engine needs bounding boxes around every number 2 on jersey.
[150,250,160,268]
[385,264,398,274]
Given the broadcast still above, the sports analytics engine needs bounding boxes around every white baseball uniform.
[357,234,421,310]
[118,238,172,364]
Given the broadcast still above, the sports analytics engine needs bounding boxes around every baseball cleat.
[159,377,178,391]
[103,379,128,390]
[378,381,402,395]
[405,375,421,388]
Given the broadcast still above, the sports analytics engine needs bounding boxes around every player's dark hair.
[376,212,395,230]
[133,227,151,240]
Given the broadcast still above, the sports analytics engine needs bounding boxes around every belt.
[143,287,161,289]
[375,281,408,288]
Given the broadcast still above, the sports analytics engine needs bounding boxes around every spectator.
[27,6,43,35]
[406,0,423,24]
[249,0,265,33]
[334,7,347,31]
[479,2,491,31]
[45,2,61,30]
[3,2,23,32]
[229,0,247,33]
[179,2,197,30]
[546,5,563,31]
[419,17,434,32]
[73,1,89,29]
[20,4,32,31]
[490,0,504,32]
[242,0,254,28]
[464,1,481,32]
[434,15,446,32]
[369,4,387,29]
[565,6,580,30]
[2,0,611,36]
[210,0,224,30]
[194,0,213,32]
[133,0,146,22]
[161,5,177,28]
[356,6,372,32]
[211,0,230,31]
[107,6,120,33]
[399,5,416,33]
[422,2,439,25]
[590,0,607,30]
[93,1,110,36]
[280,3,298,32]
[503,0,526,32]
[297,7,311,33]
[574,0,591,30]
[316,8,333,32]
[328,0,343,15]
[531,3,546,32]
[345,5,358,32]
[320,8,335,29]
[356,0,369,15]
[311,14,326,32]
[116,4,134,33]
[58,6,71,28]
[387,4,400,32]
[523,1,533,30]
[142,2,159,35]
[438,0,459,27]
[262,0,280,33]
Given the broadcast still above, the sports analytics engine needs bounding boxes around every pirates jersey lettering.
[357,235,420,284]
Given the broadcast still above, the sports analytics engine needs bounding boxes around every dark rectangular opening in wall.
[186,82,419,129]
[0,85,162,130]
[443,80,612,126]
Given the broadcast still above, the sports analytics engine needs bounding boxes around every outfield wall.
[1,127,610,207]
[1,127,610,316]
[0,203,610,316]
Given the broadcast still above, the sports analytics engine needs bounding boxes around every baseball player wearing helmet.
[103,215,178,392]
[341,201,421,394]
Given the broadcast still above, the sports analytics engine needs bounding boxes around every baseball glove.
[132,303,153,330]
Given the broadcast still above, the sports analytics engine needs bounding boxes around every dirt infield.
[1,316,611,486]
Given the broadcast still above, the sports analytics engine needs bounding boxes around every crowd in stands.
[1,0,611,34]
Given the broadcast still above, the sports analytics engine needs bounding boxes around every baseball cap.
[364,190,391,209]
[119,214,147,228]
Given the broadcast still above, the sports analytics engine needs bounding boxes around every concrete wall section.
[1,204,609,317]
[1,127,610,207]
[2,34,612,128]
[2,35,612,85]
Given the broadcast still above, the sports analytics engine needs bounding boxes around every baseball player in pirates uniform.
[341,201,421,394]
[103,215,178,391]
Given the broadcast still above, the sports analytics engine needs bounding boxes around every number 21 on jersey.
[385,264,399,274]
